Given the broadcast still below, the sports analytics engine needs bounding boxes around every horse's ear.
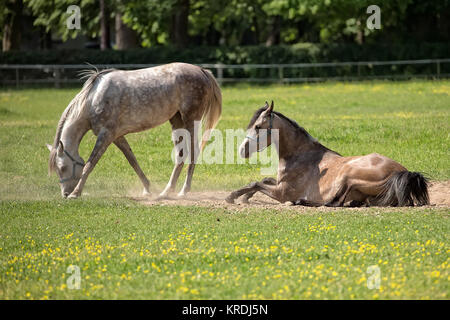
[264,101,269,109]
[57,141,64,156]
[46,143,53,152]
[268,100,274,113]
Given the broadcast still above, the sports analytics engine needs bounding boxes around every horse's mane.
[48,67,116,174]
[247,106,312,138]
[247,106,341,156]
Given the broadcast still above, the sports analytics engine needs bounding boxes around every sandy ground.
[133,180,450,212]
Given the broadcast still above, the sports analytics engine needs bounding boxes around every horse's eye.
[255,125,260,130]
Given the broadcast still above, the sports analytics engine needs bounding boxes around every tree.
[4,0,449,52]
[99,0,110,49]
[25,0,100,42]
[115,12,138,49]
[2,0,23,51]
[170,0,189,47]
[121,0,190,47]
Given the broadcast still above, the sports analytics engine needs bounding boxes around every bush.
[1,43,448,81]
[1,43,449,65]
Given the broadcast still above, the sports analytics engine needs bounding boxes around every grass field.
[0,80,449,299]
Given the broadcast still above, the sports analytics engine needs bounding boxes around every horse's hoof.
[67,193,79,199]
[225,196,235,204]
[142,189,151,197]
[155,193,170,201]
[176,192,187,198]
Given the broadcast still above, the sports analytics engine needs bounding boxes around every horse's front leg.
[225,180,284,204]
[68,128,115,199]
[241,177,277,203]
[114,136,151,196]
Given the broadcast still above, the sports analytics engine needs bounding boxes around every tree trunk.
[40,27,52,50]
[115,13,138,49]
[100,0,111,50]
[2,0,23,52]
[265,16,281,46]
[355,19,363,44]
[170,0,189,47]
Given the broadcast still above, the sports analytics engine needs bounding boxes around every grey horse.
[47,63,222,199]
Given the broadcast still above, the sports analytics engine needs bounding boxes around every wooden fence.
[1,59,449,87]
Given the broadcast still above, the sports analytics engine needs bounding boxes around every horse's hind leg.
[325,181,368,207]
[178,121,200,197]
[325,183,352,207]
[114,136,150,196]
[68,127,115,199]
[158,113,186,199]
[348,200,366,207]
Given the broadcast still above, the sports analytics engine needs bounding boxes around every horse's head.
[239,101,275,158]
[47,141,85,198]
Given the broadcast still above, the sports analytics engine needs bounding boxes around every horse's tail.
[375,171,429,206]
[49,68,115,174]
[200,68,222,150]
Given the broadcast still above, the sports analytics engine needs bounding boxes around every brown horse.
[47,63,222,199]
[225,101,429,207]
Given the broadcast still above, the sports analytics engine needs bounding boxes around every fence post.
[54,67,61,88]
[278,66,284,83]
[15,68,19,88]
[217,64,224,86]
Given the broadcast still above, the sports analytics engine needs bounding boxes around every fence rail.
[1,58,449,87]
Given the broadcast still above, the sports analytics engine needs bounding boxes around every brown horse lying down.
[225,101,429,207]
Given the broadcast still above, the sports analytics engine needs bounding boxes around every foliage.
[1,42,449,64]
[4,0,449,48]
[24,0,101,41]
[121,0,450,46]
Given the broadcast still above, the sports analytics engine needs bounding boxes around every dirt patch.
[133,181,450,211]
[429,180,450,207]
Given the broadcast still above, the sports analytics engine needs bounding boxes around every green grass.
[0,81,449,199]
[0,200,448,299]
[0,80,449,299]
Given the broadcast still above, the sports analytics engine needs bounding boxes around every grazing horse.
[47,63,222,199]
[225,101,429,207]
